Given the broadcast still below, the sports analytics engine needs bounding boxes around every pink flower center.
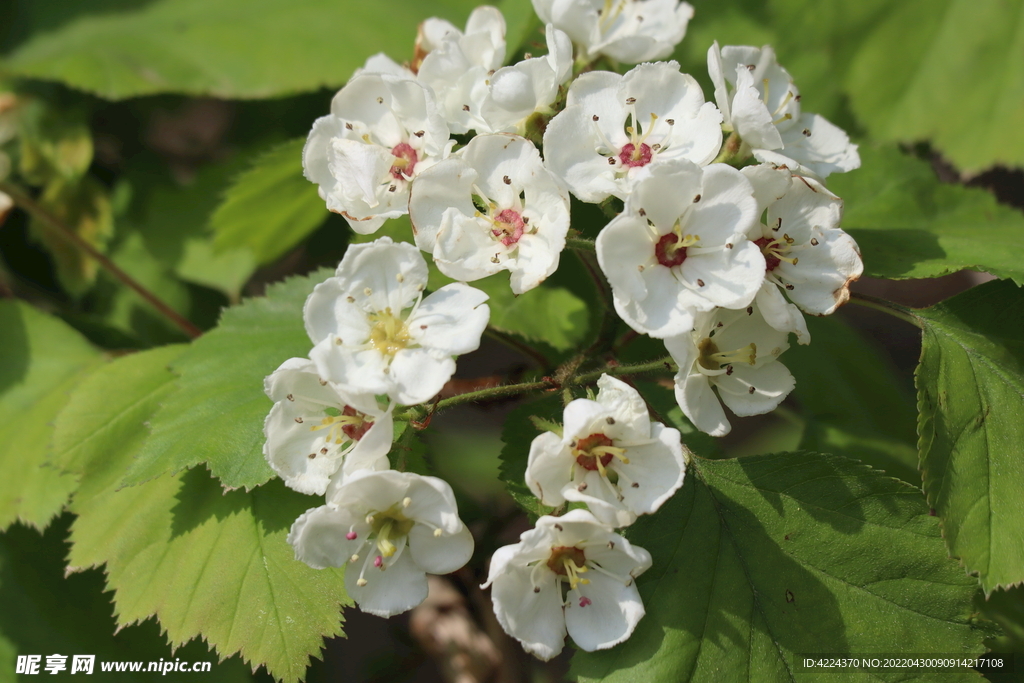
[390,142,418,180]
[341,405,373,441]
[579,596,593,607]
[492,209,526,247]
[655,233,688,268]
[618,142,652,168]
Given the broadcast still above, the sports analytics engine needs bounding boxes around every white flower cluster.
[483,374,686,659]
[266,237,488,616]
[272,0,866,659]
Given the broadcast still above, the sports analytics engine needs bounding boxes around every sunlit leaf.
[211,138,327,266]
[0,516,258,682]
[916,279,1024,593]
[572,453,991,682]
[832,145,1024,285]
[3,0,484,99]
[122,270,327,490]
[844,0,1024,173]
[0,301,103,532]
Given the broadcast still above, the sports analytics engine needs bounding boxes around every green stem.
[849,292,921,328]
[565,235,596,252]
[0,180,202,339]
[711,131,743,165]
[395,356,677,422]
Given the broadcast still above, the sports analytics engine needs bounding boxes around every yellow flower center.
[368,307,411,357]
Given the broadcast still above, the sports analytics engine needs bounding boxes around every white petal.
[715,360,795,417]
[756,112,860,180]
[730,64,783,151]
[526,431,571,507]
[596,375,651,437]
[346,548,429,617]
[332,237,428,314]
[741,163,792,220]
[566,572,645,651]
[562,398,612,440]
[678,239,764,309]
[388,348,455,405]
[309,338,390,396]
[706,41,731,123]
[596,214,656,303]
[781,227,863,315]
[288,505,364,569]
[755,282,810,345]
[409,283,490,355]
[488,558,567,660]
[767,173,842,244]
[615,423,686,516]
[675,371,731,437]
[409,522,474,574]
[409,157,477,254]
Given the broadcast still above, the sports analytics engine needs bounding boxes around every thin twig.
[0,181,202,339]
[484,326,551,371]
[849,291,921,328]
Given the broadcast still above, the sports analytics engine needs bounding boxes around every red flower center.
[574,433,616,471]
[618,142,652,168]
[754,237,781,271]
[341,405,373,441]
[655,232,688,268]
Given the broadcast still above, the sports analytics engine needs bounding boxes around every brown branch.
[0,181,202,339]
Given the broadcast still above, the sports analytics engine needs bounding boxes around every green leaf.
[211,138,327,266]
[572,453,990,682]
[977,585,1024,654]
[50,344,185,503]
[3,0,482,100]
[29,176,114,297]
[785,315,919,483]
[498,394,561,519]
[832,145,1024,285]
[843,0,1024,173]
[123,270,329,490]
[0,301,103,532]
[17,97,93,184]
[915,279,1024,593]
[122,156,258,303]
[48,343,337,680]
[68,467,349,683]
[431,266,589,352]
[0,515,258,683]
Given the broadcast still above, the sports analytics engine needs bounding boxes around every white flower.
[409,134,570,294]
[482,509,652,660]
[263,358,393,497]
[533,0,694,64]
[305,237,490,405]
[526,375,686,527]
[480,25,573,134]
[303,74,451,234]
[416,6,507,134]
[743,164,863,327]
[543,62,722,202]
[665,303,795,437]
[289,470,474,617]
[595,160,764,338]
[708,43,859,179]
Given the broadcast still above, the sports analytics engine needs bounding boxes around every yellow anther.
[433,528,443,537]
